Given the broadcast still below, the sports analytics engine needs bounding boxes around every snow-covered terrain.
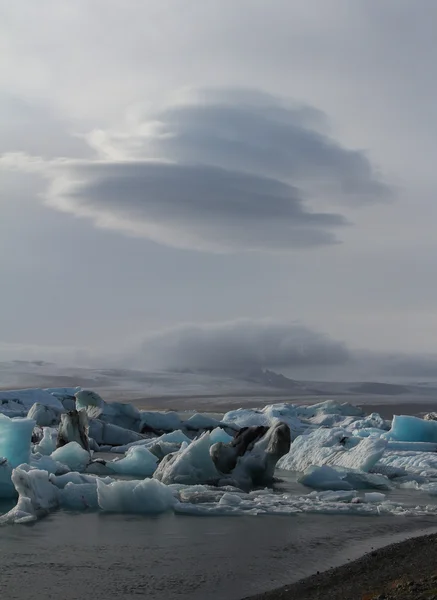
[1,384,437,525]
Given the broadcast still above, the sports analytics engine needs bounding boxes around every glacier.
[0,387,436,525]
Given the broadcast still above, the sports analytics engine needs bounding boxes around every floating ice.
[30,453,69,475]
[34,427,57,455]
[51,442,90,472]
[154,433,221,485]
[278,428,387,473]
[364,492,386,503]
[386,415,437,443]
[0,466,59,524]
[89,419,143,447]
[0,414,35,467]
[27,403,62,427]
[298,465,391,491]
[59,482,99,510]
[209,427,233,445]
[140,411,182,433]
[183,413,223,431]
[223,404,303,437]
[298,465,354,491]
[97,477,176,514]
[107,446,158,478]
[378,450,437,477]
[0,388,64,411]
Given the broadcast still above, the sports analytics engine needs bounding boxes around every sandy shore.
[243,531,437,600]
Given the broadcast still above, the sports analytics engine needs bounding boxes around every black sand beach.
[244,532,437,600]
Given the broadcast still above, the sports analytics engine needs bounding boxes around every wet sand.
[244,531,437,600]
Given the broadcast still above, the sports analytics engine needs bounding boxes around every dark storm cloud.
[136,320,350,371]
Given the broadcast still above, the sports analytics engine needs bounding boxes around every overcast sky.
[1,1,437,373]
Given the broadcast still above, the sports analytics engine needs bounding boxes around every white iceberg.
[97,477,176,514]
[0,466,59,524]
[51,442,91,472]
[154,433,221,485]
[278,428,387,473]
[107,446,158,478]
[27,403,62,427]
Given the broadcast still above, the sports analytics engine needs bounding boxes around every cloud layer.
[3,88,389,253]
[134,319,350,371]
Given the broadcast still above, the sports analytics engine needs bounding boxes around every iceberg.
[154,434,221,485]
[34,427,57,455]
[107,446,158,478]
[0,388,64,411]
[97,477,176,514]
[183,413,223,431]
[89,419,143,447]
[278,428,387,473]
[51,442,91,472]
[28,402,62,427]
[59,482,99,510]
[298,465,391,491]
[0,414,35,467]
[386,415,437,443]
[140,411,182,434]
[0,466,59,524]
[211,422,291,488]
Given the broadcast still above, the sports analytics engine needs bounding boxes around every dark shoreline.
[243,531,437,600]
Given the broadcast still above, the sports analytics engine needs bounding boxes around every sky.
[1,0,437,376]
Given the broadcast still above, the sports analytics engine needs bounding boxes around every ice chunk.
[154,433,221,485]
[298,465,354,491]
[349,413,389,432]
[51,442,90,472]
[386,415,437,443]
[97,477,176,514]
[0,466,59,524]
[278,428,387,473]
[225,422,291,487]
[75,389,104,415]
[107,446,158,478]
[0,414,35,467]
[109,429,192,454]
[364,492,386,503]
[378,450,437,477]
[183,413,223,431]
[223,403,303,437]
[34,427,57,455]
[209,427,233,445]
[27,403,62,427]
[59,482,99,510]
[49,472,113,488]
[30,454,69,475]
[89,419,143,447]
[0,388,64,411]
[140,411,182,433]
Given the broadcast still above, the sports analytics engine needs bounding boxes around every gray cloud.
[16,87,388,253]
[46,160,346,251]
[133,319,350,371]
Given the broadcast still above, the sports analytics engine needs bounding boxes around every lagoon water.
[1,471,436,600]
